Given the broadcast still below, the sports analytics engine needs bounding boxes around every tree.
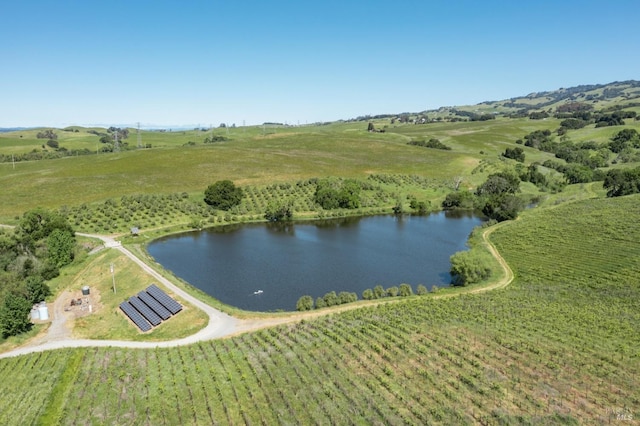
[315,297,327,309]
[338,291,357,304]
[373,285,386,299]
[442,190,475,210]
[450,251,492,286]
[386,286,399,297]
[603,167,640,197]
[296,295,314,311]
[476,172,520,196]
[204,180,243,210]
[0,293,32,337]
[398,283,413,297]
[323,291,339,307]
[481,194,524,222]
[502,147,525,162]
[264,201,294,222]
[362,288,374,300]
[610,128,640,153]
[416,284,428,295]
[367,122,375,132]
[25,275,50,304]
[47,228,76,267]
[19,208,73,243]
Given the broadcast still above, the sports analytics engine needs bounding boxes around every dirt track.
[0,224,514,359]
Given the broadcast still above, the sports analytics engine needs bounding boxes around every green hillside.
[0,81,639,424]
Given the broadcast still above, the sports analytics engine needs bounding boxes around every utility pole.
[110,263,116,294]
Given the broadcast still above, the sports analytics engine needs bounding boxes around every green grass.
[1,194,638,424]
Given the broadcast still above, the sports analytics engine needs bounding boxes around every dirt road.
[0,225,514,359]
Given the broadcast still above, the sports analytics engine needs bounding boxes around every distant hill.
[0,127,30,133]
[351,80,640,123]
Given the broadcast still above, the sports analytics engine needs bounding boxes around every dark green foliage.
[46,229,75,267]
[296,295,314,311]
[46,139,59,149]
[609,128,640,153]
[603,167,640,197]
[398,283,413,296]
[25,275,50,304]
[264,200,293,222]
[36,129,57,140]
[442,190,475,210]
[475,172,520,197]
[338,291,357,304]
[559,118,588,130]
[481,194,524,222]
[362,288,374,300]
[373,285,385,299]
[314,179,361,210]
[409,198,430,214]
[528,111,549,120]
[386,286,399,297]
[474,172,525,221]
[502,146,525,162]
[416,284,428,295]
[450,251,492,286]
[408,138,451,150]
[204,180,244,210]
[595,112,625,127]
[323,291,339,307]
[0,293,32,337]
[18,208,74,246]
[315,297,326,309]
[523,129,554,151]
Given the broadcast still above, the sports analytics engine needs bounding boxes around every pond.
[147,212,483,311]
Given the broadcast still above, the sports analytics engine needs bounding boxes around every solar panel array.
[118,284,182,332]
[119,301,152,332]
[137,291,172,320]
[147,284,183,315]
[129,296,162,326]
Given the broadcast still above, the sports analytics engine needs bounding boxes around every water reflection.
[148,213,483,311]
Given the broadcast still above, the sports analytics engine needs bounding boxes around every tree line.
[0,209,76,338]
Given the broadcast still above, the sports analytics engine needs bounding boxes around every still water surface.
[147,212,482,311]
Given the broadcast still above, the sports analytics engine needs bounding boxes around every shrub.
[450,251,492,286]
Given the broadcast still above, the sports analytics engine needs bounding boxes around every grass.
[68,248,208,341]
[0,194,638,424]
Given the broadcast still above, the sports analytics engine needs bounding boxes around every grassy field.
[0,194,638,424]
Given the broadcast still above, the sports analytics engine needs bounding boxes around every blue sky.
[1,0,638,128]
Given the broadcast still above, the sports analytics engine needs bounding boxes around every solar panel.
[119,301,152,332]
[129,296,162,326]
[146,284,183,315]
[137,291,172,320]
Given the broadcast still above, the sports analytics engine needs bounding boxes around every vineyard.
[0,194,638,424]
[60,174,453,234]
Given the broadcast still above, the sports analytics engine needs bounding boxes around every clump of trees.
[314,178,361,210]
[603,166,640,197]
[36,129,57,140]
[408,138,451,150]
[502,147,525,162]
[204,180,244,210]
[449,250,492,286]
[0,209,76,338]
[264,200,294,222]
[443,171,525,222]
[296,283,427,311]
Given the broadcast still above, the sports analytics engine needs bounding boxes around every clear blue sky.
[1,0,638,128]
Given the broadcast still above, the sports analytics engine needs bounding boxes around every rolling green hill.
[0,81,639,424]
